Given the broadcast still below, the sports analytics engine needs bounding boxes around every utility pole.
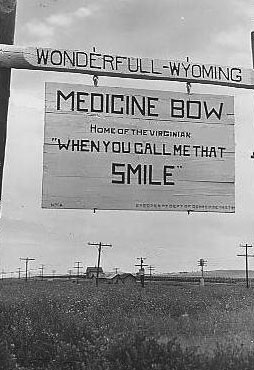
[148,265,155,283]
[16,267,22,279]
[198,258,207,286]
[135,257,148,288]
[88,242,112,287]
[237,244,254,288]
[68,269,72,280]
[0,0,17,202]
[74,261,82,284]
[114,267,119,275]
[198,258,207,278]
[20,257,35,282]
[39,264,45,281]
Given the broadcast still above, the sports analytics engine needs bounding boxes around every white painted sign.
[0,44,254,89]
[42,83,235,213]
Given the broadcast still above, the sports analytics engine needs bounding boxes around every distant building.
[86,266,104,279]
[110,273,136,285]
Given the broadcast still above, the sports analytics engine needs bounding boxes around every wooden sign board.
[42,83,235,212]
[0,44,254,89]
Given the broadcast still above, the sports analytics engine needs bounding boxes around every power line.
[88,242,112,287]
[20,257,35,281]
[16,267,23,279]
[148,265,155,283]
[39,264,45,280]
[73,261,83,284]
[237,244,254,288]
[68,269,72,280]
[198,258,207,279]
[135,257,148,288]
[1,269,6,280]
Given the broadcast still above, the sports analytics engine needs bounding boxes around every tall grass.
[1,280,254,369]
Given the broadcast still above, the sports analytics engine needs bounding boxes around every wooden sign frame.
[0,44,254,89]
[42,83,235,213]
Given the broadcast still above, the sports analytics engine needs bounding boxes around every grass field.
[1,279,254,369]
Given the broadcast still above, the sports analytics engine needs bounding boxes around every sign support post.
[0,0,16,205]
[251,32,254,69]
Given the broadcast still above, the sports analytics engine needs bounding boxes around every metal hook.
[186,56,191,94]
[92,46,99,87]
[93,75,99,87]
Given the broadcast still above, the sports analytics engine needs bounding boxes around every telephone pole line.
[16,267,22,279]
[88,242,112,287]
[39,264,45,280]
[20,257,35,281]
[198,258,207,278]
[237,244,254,288]
[198,258,207,286]
[68,269,72,280]
[135,257,148,288]
[0,0,17,201]
[74,261,83,283]
[148,265,155,283]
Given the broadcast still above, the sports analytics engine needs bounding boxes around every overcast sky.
[1,0,254,277]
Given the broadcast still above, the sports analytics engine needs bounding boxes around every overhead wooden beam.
[0,43,254,89]
[0,1,16,204]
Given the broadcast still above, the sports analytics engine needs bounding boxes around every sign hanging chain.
[186,56,191,94]
[92,46,99,87]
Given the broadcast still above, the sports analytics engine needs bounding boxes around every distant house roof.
[111,273,136,283]
[86,267,103,273]
[103,272,117,279]
[118,273,135,279]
